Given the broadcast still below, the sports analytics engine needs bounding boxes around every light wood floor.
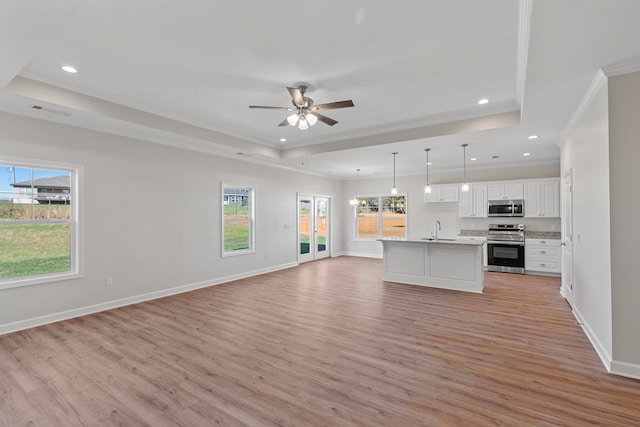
[1,257,639,426]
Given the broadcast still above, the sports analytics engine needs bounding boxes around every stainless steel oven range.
[487,223,525,274]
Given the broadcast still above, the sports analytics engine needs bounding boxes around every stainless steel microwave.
[487,199,524,217]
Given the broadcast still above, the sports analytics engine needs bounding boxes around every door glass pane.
[316,198,327,253]
[299,198,311,255]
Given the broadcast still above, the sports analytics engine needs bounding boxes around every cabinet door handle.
[540,240,546,243]
[540,263,546,267]
[540,251,546,254]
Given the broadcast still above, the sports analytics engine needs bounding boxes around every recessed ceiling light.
[477,98,489,105]
[61,65,77,74]
[528,135,538,139]
[279,138,286,142]
[523,152,531,156]
[426,162,432,165]
[470,157,477,161]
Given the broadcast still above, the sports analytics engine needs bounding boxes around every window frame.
[353,193,407,240]
[0,156,84,290]
[221,182,255,257]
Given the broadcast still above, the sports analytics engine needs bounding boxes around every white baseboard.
[0,261,298,336]
[337,252,383,259]
[572,306,612,372]
[610,360,640,380]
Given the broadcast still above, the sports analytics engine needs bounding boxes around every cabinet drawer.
[526,259,560,272]
[525,238,560,247]
[526,246,560,258]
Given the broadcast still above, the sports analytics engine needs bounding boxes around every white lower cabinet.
[525,238,561,274]
[458,236,487,268]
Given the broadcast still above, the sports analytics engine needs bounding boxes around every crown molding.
[557,70,607,147]
[516,0,533,106]
[602,59,640,77]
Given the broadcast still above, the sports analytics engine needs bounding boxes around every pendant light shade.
[461,143,469,192]
[391,152,398,195]
[424,148,432,194]
[349,168,361,206]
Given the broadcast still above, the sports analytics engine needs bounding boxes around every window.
[355,194,406,239]
[222,184,254,256]
[0,158,82,288]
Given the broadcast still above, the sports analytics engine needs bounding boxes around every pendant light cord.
[462,144,468,183]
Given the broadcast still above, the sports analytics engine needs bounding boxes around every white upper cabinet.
[487,182,524,200]
[424,184,459,203]
[459,184,487,217]
[524,179,560,217]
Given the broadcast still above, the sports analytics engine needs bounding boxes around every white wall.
[560,76,613,364]
[0,112,342,331]
[341,164,561,257]
[608,71,640,375]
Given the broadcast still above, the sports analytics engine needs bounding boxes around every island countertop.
[377,238,485,246]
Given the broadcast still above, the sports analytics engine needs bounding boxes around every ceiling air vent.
[31,105,72,116]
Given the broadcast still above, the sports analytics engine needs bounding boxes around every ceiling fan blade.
[277,118,289,127]
[311,112,338,126]
[313,100,354,111]
[287,87,306,108]
[249,105,290,110]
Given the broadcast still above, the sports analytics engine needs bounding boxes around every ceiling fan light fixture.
[287,113,299,126]
[306,113,318,126]
[298,117,309,130]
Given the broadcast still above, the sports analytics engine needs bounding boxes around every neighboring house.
[11,175,70,204]
[223,187,249,206]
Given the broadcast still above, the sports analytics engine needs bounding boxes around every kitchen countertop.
[378,238,485,246]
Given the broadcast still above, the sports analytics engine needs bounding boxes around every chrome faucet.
[433,220,442,240]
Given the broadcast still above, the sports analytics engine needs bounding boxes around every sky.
[0,165,70,199]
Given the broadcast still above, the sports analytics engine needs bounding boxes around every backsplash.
[457,216,561,233]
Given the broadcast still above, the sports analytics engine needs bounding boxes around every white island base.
[378,239,485,293]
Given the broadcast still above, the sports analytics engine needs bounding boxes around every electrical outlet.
[105,277,113,286]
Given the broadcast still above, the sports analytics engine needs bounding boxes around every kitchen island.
[378,238,485,293]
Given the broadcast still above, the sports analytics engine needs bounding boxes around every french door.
[298,194,330,262]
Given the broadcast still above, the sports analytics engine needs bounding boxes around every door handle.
[560,242,566,246]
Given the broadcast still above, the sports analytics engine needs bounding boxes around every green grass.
[0,223,71,279]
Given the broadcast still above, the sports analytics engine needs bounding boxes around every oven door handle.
[487,241,525,246]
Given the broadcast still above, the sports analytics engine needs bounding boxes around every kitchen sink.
[420,238,457,242]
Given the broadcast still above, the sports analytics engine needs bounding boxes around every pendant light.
[349,169,361,206]
[424,148,432,194]
[461,143,469,192]
[391,152,398,195]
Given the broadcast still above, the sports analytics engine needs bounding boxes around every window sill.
[0,271,83,290]
[222,249,256,258]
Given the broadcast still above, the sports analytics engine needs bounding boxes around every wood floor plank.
[1,256,639,426]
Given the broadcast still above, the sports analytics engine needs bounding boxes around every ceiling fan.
[249,85,354,130]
